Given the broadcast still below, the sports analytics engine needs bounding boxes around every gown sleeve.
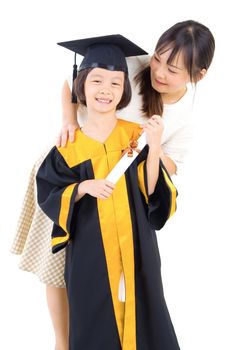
[36,146,79,253]
[137,147,178,230]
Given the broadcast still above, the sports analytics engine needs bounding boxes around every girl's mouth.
[96,98,112,104]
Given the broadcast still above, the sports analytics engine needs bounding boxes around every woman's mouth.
[155,78,167,86]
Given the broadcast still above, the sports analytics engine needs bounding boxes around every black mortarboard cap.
[57,34,148,103]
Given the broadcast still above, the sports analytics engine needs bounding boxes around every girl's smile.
[84,68,124,114]
[95,97,113,104]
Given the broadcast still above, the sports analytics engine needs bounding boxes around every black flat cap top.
[57,34,148,72]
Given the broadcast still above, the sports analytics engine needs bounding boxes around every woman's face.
[84,68,124,113]
[150,48,190,96]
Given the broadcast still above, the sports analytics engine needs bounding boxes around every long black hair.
[135,20,215,117]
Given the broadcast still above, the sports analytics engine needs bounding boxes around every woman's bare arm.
[56,80,79,147]
[159,151,177,176]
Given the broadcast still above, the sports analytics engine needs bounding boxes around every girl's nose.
[99,87,111,94]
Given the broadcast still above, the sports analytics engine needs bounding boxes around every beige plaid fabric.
[11,150,66,288]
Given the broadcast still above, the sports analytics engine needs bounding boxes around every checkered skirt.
[11,151,66,288]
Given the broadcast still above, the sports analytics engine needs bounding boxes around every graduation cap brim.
[57,34,148,59]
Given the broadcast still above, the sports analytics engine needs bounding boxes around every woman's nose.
[155,66,165,79]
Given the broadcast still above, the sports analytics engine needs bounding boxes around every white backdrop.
[0,1,231,349]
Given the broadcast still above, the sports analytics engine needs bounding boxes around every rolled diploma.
[106,133,147,184]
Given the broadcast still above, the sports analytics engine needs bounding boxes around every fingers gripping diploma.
[75,180,115,202]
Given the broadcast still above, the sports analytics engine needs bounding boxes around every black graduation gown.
[36,119,180,350]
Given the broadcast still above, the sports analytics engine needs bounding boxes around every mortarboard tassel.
[71,53,77,103]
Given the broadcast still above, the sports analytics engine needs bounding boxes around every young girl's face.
[84,68,124,113]
[150,48,190,96]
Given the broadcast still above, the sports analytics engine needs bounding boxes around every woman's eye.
[168,69,177,74]
[154,56,160,62]
[92,80,101,83]
[112,82,120,86]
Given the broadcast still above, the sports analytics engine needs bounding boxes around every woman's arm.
[143,115,164,194]
[146,146,160,195]
[137,116,177,230]
[159,151,177,176]
[56,80,79,147]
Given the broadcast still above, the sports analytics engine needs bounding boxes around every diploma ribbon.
[106,132,146,184]
[122,139,141,158]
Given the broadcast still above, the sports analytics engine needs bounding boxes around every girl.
[36,35,179,349]
[11,20,215,350]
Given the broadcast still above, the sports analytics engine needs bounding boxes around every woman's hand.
[141,116,176,176]
[56,122,79,147]
[141,115,164,151]
[76,179,115,201]
[141,115,164,194]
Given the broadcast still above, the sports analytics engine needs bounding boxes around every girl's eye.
[112,82,120,86]
[92,80,101,83]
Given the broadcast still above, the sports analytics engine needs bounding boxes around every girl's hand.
[56,122,79,148]
[77,179,115,200]
[141,115,164,150]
